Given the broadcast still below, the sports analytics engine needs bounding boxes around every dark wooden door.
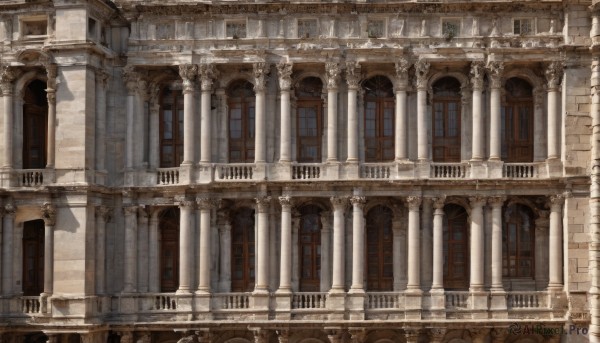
[443,204,469,290]
[23,80,47,169]
[22,220,44,296]
[231,208,255,292]
[299,206,321,291]
[160,208,179,292]
[159,87,184,167]
[503,102,534,162]
[366,205,394,291]
[432,100,461,162]
[297,101,322,162]
[365,99,395,162]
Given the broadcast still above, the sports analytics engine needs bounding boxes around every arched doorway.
[502,77,534,162]
[22,219,44,296]
[365,205,394,291]
[363,75,394,162]
[228,80,256,163]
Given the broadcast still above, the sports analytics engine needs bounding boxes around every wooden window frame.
[22,220,44,296]
[298,206,322,291]
[23,79,48,169]
[363,76,395,162]
[502,79,534,163]
[159,86,184,167]
[228,81,256,163]
[503,204,535,278]
[432,78,462,163]
[159,208,179,292]
[443,204,469,290]
[231,208,255,292]
[366,205,394,291]
[296,100,323,163]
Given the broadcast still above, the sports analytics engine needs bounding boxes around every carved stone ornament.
[350,195,366,209]
[97,70,110,88]
[469,328,490,343]
[197,197,219,210]
[0,65,20,95]
[277,62,293,91]
[432,196,446,210]
[469,196,487,207]
[198,63,217,92]
[488,196,506,207]
[96,205,113,222]
[177,199,195,209]
[119,332,133,343]
[136,333,151,343]
[41,202,56,226]
[546,61,564,90]
[404,329,420,343]
[549,194,565,207]
[44,63,58,90]
[278,195,293,209]
[4,203,15,216]
[330,196,348,210]
[325,62,340,90]
[429,328,446,343]
[414,60,430,89]
[177,333,196,343]
[255,196,272,213]
[123,205,139,215]
[470,61,485,90]
[179,64,198,94]
[122,65,140,94]
[395,58,410,84]
[406,196,422,210]
[486,61,504,89]
[253,329,269,343]
[346,61,361,90]
[253,62,269,92]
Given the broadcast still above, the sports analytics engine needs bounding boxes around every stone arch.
[15,70,47,99]
[428,71,469,91]
[445,196,472,217]
[364,329,404,343]
[219,71,255,91]
[505,196,540,218]
[15,49,52,67]
[213,330,253,343]
[294,198,331,213]
[361,72,396,92]
[288,330,329,343]
[442,330,472,343]
[293,71,327,93]
[502,68,544,91]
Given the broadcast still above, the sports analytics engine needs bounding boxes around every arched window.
[432,77,462,162]
[443,204,469,290]
[22,219,44,296]
[363,76,394,162]
[228,80,256,163]
[502,78,534,162]
[231,207,255,291]
[159,208,179,292]
[296,77,324,162]
[159,86,184,167]
[503,203,535,278]
[366,205,393,291]
[298,205,322,291]
[23,80,48,169]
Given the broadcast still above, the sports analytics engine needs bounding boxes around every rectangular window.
[442,19,460,38]
[88,17,98,40]
[226,21,246,39]
[367,19,385,38]
[514,18,533,35]
[298,19,317,38]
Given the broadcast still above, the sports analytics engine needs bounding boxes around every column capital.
[486,61,504,89]
[95,205,113,222]
[198,63,217,92]
[177,199,196,210]
[429,329,446,343]
[41,202,56,226]
[123,205,138,216]
[346,61,361,90]
[469,196,487,208]
[488,196,506,208]
[179,64,198,94]
[96,69,110,88]
[470,61,485,90]
[138,205,150,220]
[122,65,141,95]
[330,196,348,211]
[414,59,430,90]
[277,62,293,91]
[350,195,366,209]
[196,197,219,210]
[255,196,272,213]
[3,203,16,216]
[0,65,21,96]
[405,196,422,210]
[549,194,565,207]
[253,62,270,92]
[278,195,293,209]
[44,63,59,92]
[325,62,341,90]
[431,196,446,210]
[395,57,410,87]
[545,61,565,91]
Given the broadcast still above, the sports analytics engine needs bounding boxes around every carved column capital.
[350,195,366,209]
[470,61,485,90]
[179,64,198,94]
[549,194,565,207]
[198,63,217,92]
[95,205,113,222]
[253,62,269,92]
[123,65,141,95]
[0,65,20,95]
[432,196,446,210]
[488,196,506,208]
[96,70,110,88]
[3,203,15,216]
[346,61,361,90]
[405,196,422,210]
[395,58,410,90]
[277,62,293,91]
[325,62,341,90]
[177,199,196,210]
[255,196,272,213]
[545,61,565,91]
[278,195,293,209]
[487,61,504,89]
[414,60,430,90]
[197,197,219,211]
[330,196,348,211]
[41,202,56,226]
[469,196,487,208]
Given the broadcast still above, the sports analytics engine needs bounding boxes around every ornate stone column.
[277,196,293,292]
[535,210,550,289]
[291,210,300,291]
[1,204,14,295]
[325,62,340,162]
[421,198,433,290]
[470,61,485,161]
[253,62,269,163]
[95,71,109,172]
[44,64,58,168]
[277,63,293,162]
[0,67,19,169]
[392,213,405,291]
[406,196,422,291]
[469,197,486,292]
[320,211,332,292]
[548,194,564,290]
[199,64,216,164]
[123,205,138,293]
[489,197,505,291]
[148,84,161,170]
[148,209,160,292]
[137,206,149,293]
[40,203,56,296]
[349,195,366,291]
[330,196,348,291]
[415,60,430,161]
[431,197,445,290]
[255,196,271,292]
[395,59,410,161]
[123,66,139,170]
[487,61,504,161]
[346,61,360,163]
[179,64,198,165]
[546,62,564,160]
[177,199,194,294]
[95,206,112,294]
[218,210,232,292]
[197,197,216,293]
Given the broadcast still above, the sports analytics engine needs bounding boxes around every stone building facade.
[0,0,598,342]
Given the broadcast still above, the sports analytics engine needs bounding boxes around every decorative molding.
[253,62,269,92]
[277,62,293,91]
[545,61,564,91]
[345,61,361,90]
[198,63,217,92]
[325,62,340,90]
[255,196,272,213]
[41,202,56,226]
[487,61,504,89]
[414,60,430,89]
[470,61,485,90]
[179,64,198,94]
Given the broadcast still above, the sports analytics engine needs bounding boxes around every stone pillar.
[148,85,160,170]
[277,63,293,162]
[199,64,216,164]
[489,197,505,291]
[177,199,194,294]
[44,64,58,168]
[278,196,293,292]
[535,210,550,290]
[590,59,600,340]
[431,198,445,290]
[95,71,109,172]
[349,195,366,291]
[197,198,215,293]
[469,197,486,292]
[548,194,564,290]
[470,61,485,161]
[487,61,504,161]
[291,211,300,291]
[95,206,112,295]
[123,66,139,169]
[421,198,433,290]
[253,63,269,163]
[136,78,148,167]
[41,203,56,296]
[330,196,348,291]
[392,216,404,291]
[1,204,14,295]
[415,60,430,161]
[179,64,198,165]
[346,61,360,163]
[123,205,138,293]
[406,196,422,291]
[255,196,271,292]
[320,211,332,292]
[136,207,149,293]
[395,59,410,161]
[325,62,340,162]
[0,67,18,169]
[218,210,232,292]
[545,62,563,160]
[148,210,159,293]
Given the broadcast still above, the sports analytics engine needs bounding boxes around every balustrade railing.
[445,292,469,309]
[157,168,179,185]
[365,292,402,309]
[361,163,392,179]
[21,296,42,314]
[503,163,537,178]
[292,164,321,180]
[292,292,327,309]
[213,293,251,309]
[17,170,44,187]
[507,292,548,309]
[153,293,178,310]
[216,164,254,180]
[431,163,468,179]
